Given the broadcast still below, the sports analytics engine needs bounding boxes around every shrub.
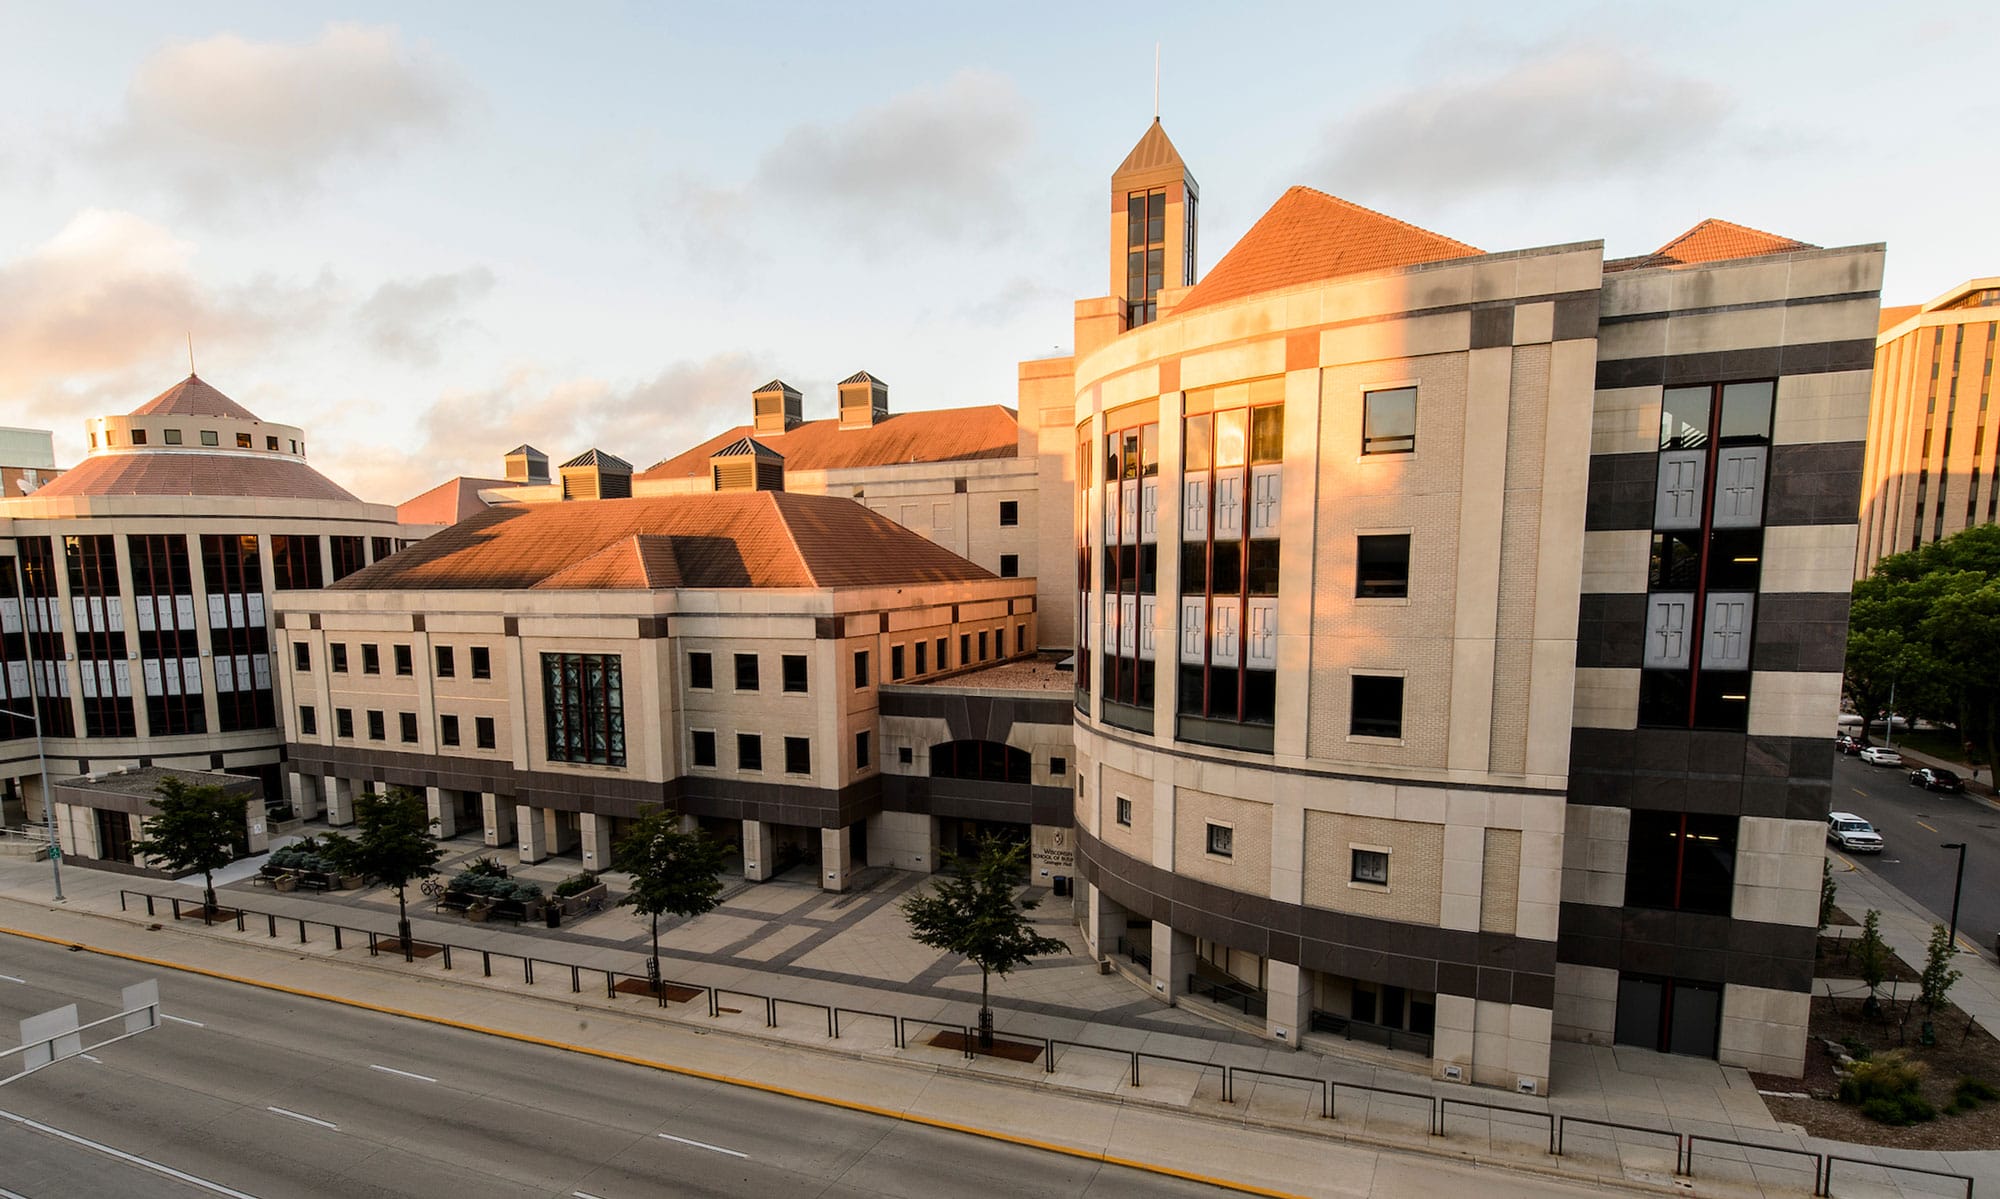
[1948,1076,2000,1115]
[1839,1051,1935,1125]
[510,881,544,902]
[464,855,509,879]
[554,871,599,899]
[1841,1035,1873,1062]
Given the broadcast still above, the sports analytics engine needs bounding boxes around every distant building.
[0,426,62,499]
[1856,278,2000,574]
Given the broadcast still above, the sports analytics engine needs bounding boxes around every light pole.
[1883,679,1897,750]
[6,552,62,901]
[1941,842,1967,953]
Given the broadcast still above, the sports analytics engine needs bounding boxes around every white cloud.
[354,266,495,366]
[99,23,462,210]
[1313,45,1732,200]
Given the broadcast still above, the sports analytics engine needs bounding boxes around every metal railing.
[2,980,160,1087]
[1308,1009,1435,1056]
[1185,971,1266,1018]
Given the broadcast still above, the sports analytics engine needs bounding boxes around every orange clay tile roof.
[1878,304,1922,334]
[335,491,997,592]
[1177,186,1481,313]
[639,405,1019,482]
[130,374,263,421]
[1605,218,1814,272]
[397,475,514,525]
[28,451,359,503]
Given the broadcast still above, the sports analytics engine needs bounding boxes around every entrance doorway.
[96,808,134,864]
[1615,974,1722,1058]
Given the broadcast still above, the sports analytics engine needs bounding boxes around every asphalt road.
[0,938,1232,1199]
[1829,750,2000,954]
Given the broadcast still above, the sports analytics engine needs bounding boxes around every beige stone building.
[0,376,407,856]
[1856,278,2000,574]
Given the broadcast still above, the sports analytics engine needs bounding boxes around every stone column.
[1265,960,1312,1048]
[425,786,457,839]
[820,825,852,893]
[516,804,548,863]
[243,798,270,854]
[545,809,578,855]
[741,819,775,881]
[1084,883,1128,961]
[579,812,614,873]
[287,771,322,821]
[324,777,355,827]
[481,793,515,847]
[1150,922,1196,1003]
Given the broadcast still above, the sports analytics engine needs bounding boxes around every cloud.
[99,23,462,210]
[354,266,495,366]
[659,70,1032,257]
[319,353,768,504]
[1312,45,1731,200]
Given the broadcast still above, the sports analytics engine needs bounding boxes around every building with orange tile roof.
[1,375,407,850]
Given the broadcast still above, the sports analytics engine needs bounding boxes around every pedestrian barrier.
[1822,1154,1973,1199]
[1223,1065,1329,1117]
[1554,1114,1684,1171]
[1684,1133,1825,1193]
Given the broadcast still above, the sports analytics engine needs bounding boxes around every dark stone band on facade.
[1557,900,1817,994]
[1585,442,1865,532]
[1573,591,1851,673]
[878,687,1075,740]
[1594,338,1875,391]
[1566,729,1832,822]
[1574,593,1648,669]
[1076,827,1558,1011]
[880,774,1070,828]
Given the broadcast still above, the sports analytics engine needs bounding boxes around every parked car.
[1835,734,1866,755]
[1908,766,1964,792]
[1827,813,1885,853]
[1858,746,1903,767]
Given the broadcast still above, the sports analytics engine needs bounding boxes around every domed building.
[0,375,406,859]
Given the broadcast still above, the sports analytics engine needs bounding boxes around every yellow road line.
[0,925,1306,1199]
[1917,820,1939,833]
[1832,852,1860,872]
[1852,787,1868,795]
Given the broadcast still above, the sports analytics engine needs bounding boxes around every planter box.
[554,882,610,918]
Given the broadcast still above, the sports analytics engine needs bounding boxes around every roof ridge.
[1285,184,1479,252]
[1656,216,1802,258]
[766,491,819,588]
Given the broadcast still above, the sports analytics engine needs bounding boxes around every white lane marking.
[3,1185,31,1199]
[163,1014,205,1027]
[574,1193,609,1199]
[0,974,25,984]
[266,1106,339,1131]
[658,1131,748,1159]
[369,1064,437,1083]
[78,1053,101,1063]
[0,1106,262,1198]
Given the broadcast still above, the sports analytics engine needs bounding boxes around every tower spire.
[1153,42,1160,120]
[187,333,196,377]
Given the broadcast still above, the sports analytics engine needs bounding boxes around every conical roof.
[1115,118,1187,177]
[131,374,261,421]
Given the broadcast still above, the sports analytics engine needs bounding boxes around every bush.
[268,845,334,874]
[554,871,599,899]
[1841,1035,1873,1062]
[463,855,509,879]
[1839,1051,1935,1125]
[1948,1076,2000,1115]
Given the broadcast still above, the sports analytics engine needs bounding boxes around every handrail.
[1435,1094,1551,1144]
[1224,1065,1330,1118]
[1684,1134,1823,1191]
[1555,1115,1684,1172]
[1822,1154,1972,1199]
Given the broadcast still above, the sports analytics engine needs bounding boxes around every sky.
[3,2,1995,505]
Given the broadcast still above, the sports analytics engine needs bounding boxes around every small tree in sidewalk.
[1918,923,1964,1046]
[1820,858,1838,932]
[613,805,728,992]
[900,833,1069,1048]
[131,777,244,924]
[1855,908,1891,1018]
[321,787,442,954]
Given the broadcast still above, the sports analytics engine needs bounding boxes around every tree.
[1918,923,1964,1046]
[613,805,728,992]
[1854,908,1891,1018]
[131,777,244,924]
[900,833,1069,1047]
[1819,858,1838,933]
[322,788,442,954]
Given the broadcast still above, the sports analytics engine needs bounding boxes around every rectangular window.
[163,428,182,445]
[266,435,280,451]
[855,730,870,769]
[915,641,928,675]
[936,637,947,671]
[470,646,491,680]
[393,644,413,676]
[298,706,317,736]
[269,535,323,590]
[1016,623,1027,654]
[734,652,758,691]
[1116,796,1133,826]
[130,429,147,445]
[899,746,913,765]
[362,644,380,675]
[959,633,971,666]
[236,432,253,449]
[435,646,455,678]
[978,631,989,661]
[854,649,870,688]
[331,642,348,672]
[293,642,311,671]
[1351,849,1390,885]
[541,652,626,766]
[891,644,905,680]
[440,714,460,747]
[1050,756,1067,776]
[367,710,385,741]
[999,554,1019,578]
[737,733,763,772]
[1362,387,1417,455]
[1205,822,1233,857]
[1350,675,1404,738]
[1625,811,1737,916]
[785,736,812,775]
[689,651,713,690]
[475,716,496,750]
[330,536,366,581]
[691,730,716,768]
[781,654,807,693]
[1356,534,1411,598]
[200,430,219,446]
[335,708,353,738]
[999,500,1019,527]
[399,711,418,743]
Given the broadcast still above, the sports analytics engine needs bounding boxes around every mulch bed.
[1753,994,2000,1150]
[1825,905,1860,928]
[612,979,703,1003]
[1816,934,1920,984]
[370,938,443,959]
[927,1030,1045,1063]
[173,906,240,923]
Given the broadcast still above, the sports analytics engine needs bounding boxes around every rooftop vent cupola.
[709,437,785,492]
[837,371,888,430]
[559,448,632,500]
[504,444,551,485]
[751,380,804,436]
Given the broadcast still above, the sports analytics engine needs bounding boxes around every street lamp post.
[1941,842,1968,953]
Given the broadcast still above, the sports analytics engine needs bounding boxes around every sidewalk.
[3,848,1996,1198]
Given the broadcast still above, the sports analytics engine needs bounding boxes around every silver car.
[1858,746,1903,767]
[1827,812,1884,853]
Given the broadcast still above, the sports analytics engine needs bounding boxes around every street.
[0,938,1228,1199]
[1829,751,2000,955]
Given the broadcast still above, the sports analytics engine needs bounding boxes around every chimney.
[709,437,785,492]
[752,380,803,436]
[558,448,633,500]
[837,371,888,430]
[503,444,550,485]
